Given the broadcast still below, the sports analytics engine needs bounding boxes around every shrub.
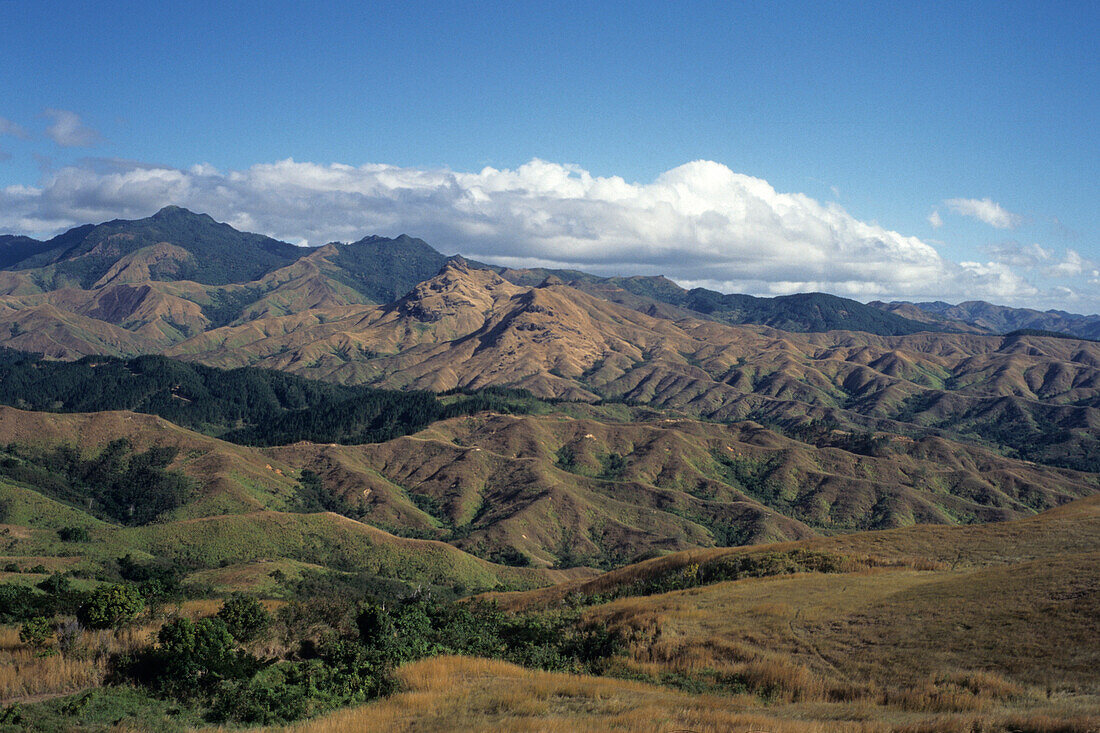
[0,583,44,622]
[78,583,144,629]
[57,526,90,542]
[217,593,272,642]
[19,616,53,649]
[156,617,243,689]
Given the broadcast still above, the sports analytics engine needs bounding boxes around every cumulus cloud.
[0,157,1086,308]
[927,209,943,228]
[944,197,1022,229]
[43,109,102,148]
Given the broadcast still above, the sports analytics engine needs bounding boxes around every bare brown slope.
[163,260,1100,409]
[153,262,1100,473]
[268,412,1095,568]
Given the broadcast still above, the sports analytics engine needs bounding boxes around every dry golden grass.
[0,598,232,704]
[225,656,1099,733]
[0,625,149,702]
[491,494,1100,613]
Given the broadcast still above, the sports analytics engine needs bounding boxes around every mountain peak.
[445,255,470,273]
[392,257,517,325]
[151,205,207,221]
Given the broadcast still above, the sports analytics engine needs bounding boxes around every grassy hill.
[0,403,1092,572]
[459,496,1100,729]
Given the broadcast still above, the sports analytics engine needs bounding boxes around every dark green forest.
[0,350,546,447]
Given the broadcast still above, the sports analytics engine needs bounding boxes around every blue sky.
[1,0,1097,310]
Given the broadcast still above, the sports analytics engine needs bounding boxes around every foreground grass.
[0,601,222,704]
[240,656,1099,733]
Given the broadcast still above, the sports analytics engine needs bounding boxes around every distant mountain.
[323,233,452,304]
[489,268,940,335]
[8,206,304,288]
[0,234,51,269]
[1,207,945,337]
[628,285,937,335]
[871,299,1100,340]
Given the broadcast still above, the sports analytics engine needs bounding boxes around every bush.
[217,593,272,642]
[0,583,44,622]
[154,617,245,692]
[57,526,90,542]
[78,584,144,629]
[19,616,53,649]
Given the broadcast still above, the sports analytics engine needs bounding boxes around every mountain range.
[0,207,1093,554]
[1,207,1097,729]
[5,207,1095,355]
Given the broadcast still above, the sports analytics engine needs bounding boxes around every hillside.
[0,407,586,596]
[0,402,1091,572]
[456,496,1100,729]
[158,261,1100,472]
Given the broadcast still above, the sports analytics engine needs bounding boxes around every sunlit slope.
[487,496,1100,713]
[160,262,1100,471]
[0,405,1093,571]
[0,408,587,592]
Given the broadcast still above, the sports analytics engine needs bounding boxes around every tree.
[217,593,272,642]
[78,584,144,629]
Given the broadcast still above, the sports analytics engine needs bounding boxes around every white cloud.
[0,157,1088,309]
[981,241,1052,268]
[43,109,102,148]
[1045,248,1091,278]
[927,209,943,228]
[944,197,1022,229]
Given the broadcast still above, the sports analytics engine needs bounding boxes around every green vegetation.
[77,584,145,629]
[216,593,271,642]
[0,439,193,526]
[566,549,850,607]
[111,587,620,726]
[18,616,52,649]
[326,234,451,303]
[0,351,550,446]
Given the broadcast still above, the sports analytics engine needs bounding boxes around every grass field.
[243,656,1099,733]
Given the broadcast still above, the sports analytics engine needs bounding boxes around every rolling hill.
[0,401,1092,571]
[155,260,1100,472]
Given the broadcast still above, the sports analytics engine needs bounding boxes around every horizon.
[8,202,1099,317]
[1,0,1096,311]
